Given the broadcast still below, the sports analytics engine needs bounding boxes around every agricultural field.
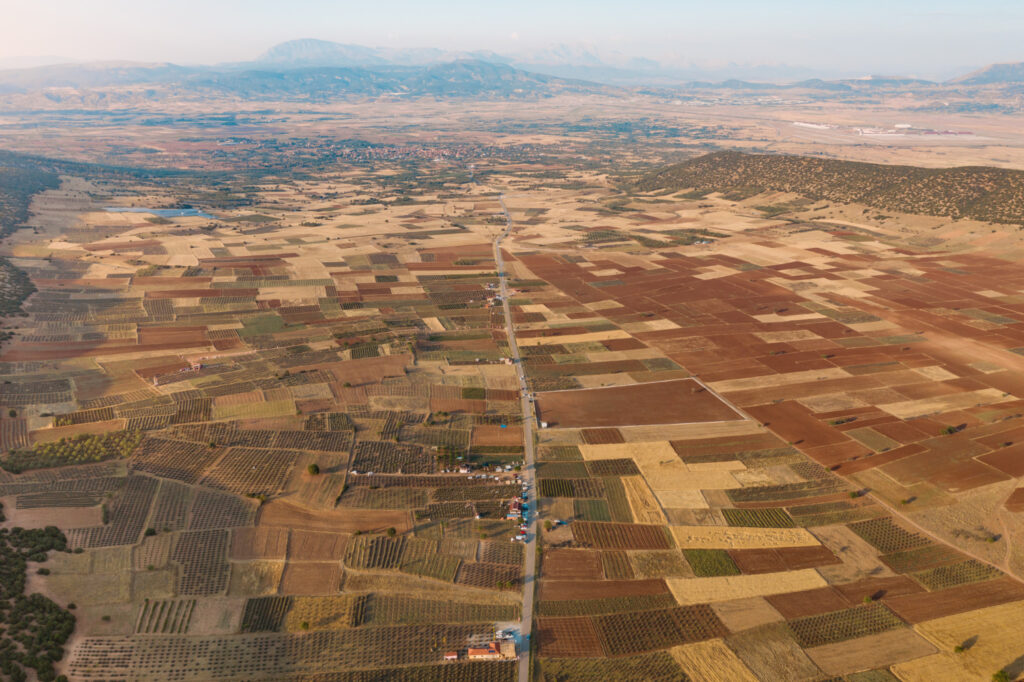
[2,91,1024,681]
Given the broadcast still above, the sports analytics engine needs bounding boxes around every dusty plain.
[1,93,1024,680]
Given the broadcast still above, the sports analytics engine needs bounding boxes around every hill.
[638,151,1024,225]
[951,61,1024,85]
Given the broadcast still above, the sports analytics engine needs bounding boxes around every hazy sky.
[4,0,1023,76]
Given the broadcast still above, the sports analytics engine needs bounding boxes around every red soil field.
[257,499,411,534]
[229,527,289,560]
[728,545,840,574]
[1004,488,1024,512]
[536,379,740,428]
[328,354,412,386]
[978,443,1024,477]
[747,401,850,450]
[767,587,851,619]
[536,617,605,658]
[287,530,348,561]
[542,549,604,580]
[472,425,523,447]
[883,576,1024,623]
[279,562,342,595]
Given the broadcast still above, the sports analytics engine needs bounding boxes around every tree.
[992,672,1009,682]
[307,463,320,476]
[386,527,397,537]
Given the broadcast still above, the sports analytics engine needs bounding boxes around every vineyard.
[786,603,905,648]
[135,599,196,634]
[847,517,931,554]
[572,522,673,550]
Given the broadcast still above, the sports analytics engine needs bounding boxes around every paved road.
[494,195,537,682]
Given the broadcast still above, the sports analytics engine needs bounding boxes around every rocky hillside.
[639,151,1024,224]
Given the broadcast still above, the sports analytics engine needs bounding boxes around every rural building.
[444,651,459,661]
[466,640,516,660]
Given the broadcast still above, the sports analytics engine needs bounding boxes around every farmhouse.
[467,640,516,660]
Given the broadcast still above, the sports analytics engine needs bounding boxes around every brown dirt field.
[536,617,605,658]
[229,527,289,560]
[257,499,411,534]
[287,530,349,561]
[746,401,850,450]
[977,443,1024,477]
[537,578,669,601]
[328,354,412,386]
[805,628,937,676]
[536,379,741,428]
[728,545,839,574]
[471,424,523,446]
[1004,487,1024,512]
[580,427,625,444]
[541,548,604,580]
[834,576,925,603]
[429,397,485,413]
[766,587,851,619]
[883,576,1024,623]
[278,562,342,595]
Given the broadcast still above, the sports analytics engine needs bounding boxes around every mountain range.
[0,39,1022,102]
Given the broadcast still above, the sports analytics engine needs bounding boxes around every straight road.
[494,195,537,682]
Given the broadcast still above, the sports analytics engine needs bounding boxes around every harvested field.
[666,569,827,604]
[805,628,937,676]
[669,639,759,682]
[670,525,819,549]
[622,476,668,524]
[891,600,1024,681]
[726,622,822,681]
[536,379,741,428]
